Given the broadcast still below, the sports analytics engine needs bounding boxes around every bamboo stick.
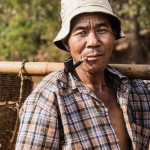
[0,61,149,79]
[110,64,150,80]
[0,61,63,75]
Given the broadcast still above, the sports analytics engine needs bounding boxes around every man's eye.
[97,28,108,33]
[76,31,86,35]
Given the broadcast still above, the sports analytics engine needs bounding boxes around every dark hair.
[107,15,121,39]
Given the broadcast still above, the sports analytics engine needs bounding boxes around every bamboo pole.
[0,61,150,79]
[0,61,63,75]
[110,64,150,80]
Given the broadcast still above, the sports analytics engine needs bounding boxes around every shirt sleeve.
[15,91,61,150]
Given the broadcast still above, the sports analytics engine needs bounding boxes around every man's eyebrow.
[73,26,87,32]
[96,22,110,28]
[73,22,110,32]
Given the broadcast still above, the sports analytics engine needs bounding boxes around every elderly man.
[16,0,150,150]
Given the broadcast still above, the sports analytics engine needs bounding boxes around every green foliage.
[0,0,65,61]
[109,0,150,31]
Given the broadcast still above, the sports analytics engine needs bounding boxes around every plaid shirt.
[16,66,150,150]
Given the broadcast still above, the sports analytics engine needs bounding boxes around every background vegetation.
[0,0,150,64]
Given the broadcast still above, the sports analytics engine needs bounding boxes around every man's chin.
[86,64,105,74]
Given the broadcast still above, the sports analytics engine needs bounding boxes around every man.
[16,0,150,149]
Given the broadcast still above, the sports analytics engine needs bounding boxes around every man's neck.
[75,67,107,92]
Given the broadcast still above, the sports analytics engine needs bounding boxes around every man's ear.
[62,40,70,51]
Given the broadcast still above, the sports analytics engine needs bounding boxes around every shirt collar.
[59,66,129,90]
[106,65,128,82]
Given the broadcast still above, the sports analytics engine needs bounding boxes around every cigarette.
[80,57,88,62]
[74,57,88,68]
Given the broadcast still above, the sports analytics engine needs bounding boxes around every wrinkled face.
[66,13,116,73]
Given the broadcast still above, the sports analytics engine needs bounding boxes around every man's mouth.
[86,53,104,61]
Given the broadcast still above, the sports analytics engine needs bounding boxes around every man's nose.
[86,32,100,48]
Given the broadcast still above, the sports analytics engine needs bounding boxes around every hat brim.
[54,5,125,51]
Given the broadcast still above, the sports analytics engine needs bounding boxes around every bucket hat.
[53,0,125,51]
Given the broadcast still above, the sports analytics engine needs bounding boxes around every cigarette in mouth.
[74,57,88,68]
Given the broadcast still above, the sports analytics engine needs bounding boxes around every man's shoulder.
[25,70,63,101]
[23,70,64,109]
[44,69,64,82]
[34,70,64,92]
[107,66,150,91]
[129,79,150,92]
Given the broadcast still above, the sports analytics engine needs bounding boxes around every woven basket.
[0,73,33,150]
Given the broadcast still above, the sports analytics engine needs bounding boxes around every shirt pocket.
[132,123,150,150]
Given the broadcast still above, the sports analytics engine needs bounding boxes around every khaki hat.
[53,0,125,51]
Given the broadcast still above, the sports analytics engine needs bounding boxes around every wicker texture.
[0,73,33,150]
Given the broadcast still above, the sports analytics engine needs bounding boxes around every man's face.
[67,13,116,73]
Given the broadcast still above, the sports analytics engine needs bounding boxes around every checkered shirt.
[16,66,150,150]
